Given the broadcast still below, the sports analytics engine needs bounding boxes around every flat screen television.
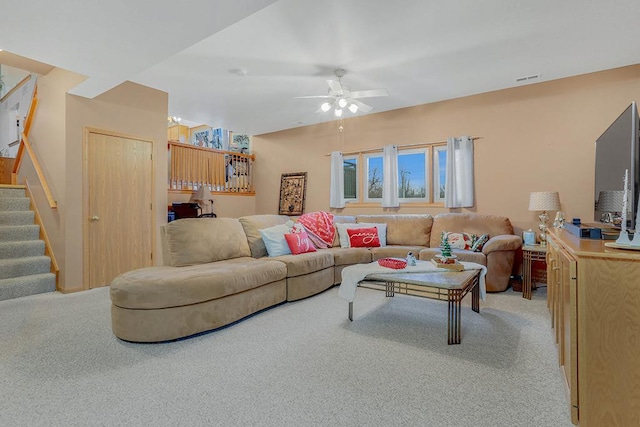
[594,102,640,230]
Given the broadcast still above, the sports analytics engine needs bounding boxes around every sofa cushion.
[269,250,334,277]
[336,222,387,247]
[471,233,490,252]
[332,215,357,247]
[348,227,381,248]
[356,215,433,246]
[239,214,290,258]
[284,231,317,255]
[164,218,251,267]
[430,213,514,247]
[110,257,287,310]
[260,224,293,257]
[440,231,475,250]
[325,247,372,266]
[370,245,427,261]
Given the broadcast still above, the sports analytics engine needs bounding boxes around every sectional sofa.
[110,213,521,342]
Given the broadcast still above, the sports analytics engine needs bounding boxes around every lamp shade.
[529,191,560,211]
[190,185,213,202]
[596,190,625,212]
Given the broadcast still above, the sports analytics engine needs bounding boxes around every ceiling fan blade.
[350,99,373,113]
[294,95,333,99]
[327,79,344,95]
[349,88,389,99]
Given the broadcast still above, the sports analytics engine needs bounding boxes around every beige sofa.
[110,212,520,342]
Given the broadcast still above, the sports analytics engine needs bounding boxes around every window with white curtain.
[398,149,428,202]
[433,145,447,203]
[343,155,358,202]
[337,144,451,205]
[365,154,383,202]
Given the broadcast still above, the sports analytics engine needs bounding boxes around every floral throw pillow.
[471,234,490,252]
[284,231,317,255]
[347,227,381,248]
[441,231,475,250]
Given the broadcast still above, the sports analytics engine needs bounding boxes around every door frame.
[82,127,156,290]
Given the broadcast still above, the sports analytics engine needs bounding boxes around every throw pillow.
[471,233,490,252]
[259,224,293,257]
[347,227,381,248]
[284,231,317,255]
[336,223,387,248]
[441,231,475,250]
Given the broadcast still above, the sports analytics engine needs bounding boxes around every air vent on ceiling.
[515,73,540,82]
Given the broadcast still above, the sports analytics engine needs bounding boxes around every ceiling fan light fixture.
[334,108,343,117]
[338,98,348,108]
[320,102,332,112]
[348,103,358,113]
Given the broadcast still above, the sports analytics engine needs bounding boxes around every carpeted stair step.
[0,211,35,225]
[0,225,40,242]
[0,197,31,212]
[0,240,45,259]
[0,256,51,280]
[0,273,56,301]
[0,187,26,198]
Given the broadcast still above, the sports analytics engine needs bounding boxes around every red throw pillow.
[347,227,380,248]
[284,231,317,255]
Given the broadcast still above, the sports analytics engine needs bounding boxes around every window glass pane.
[398,152,426,199]
[343,157,357,200]
[367,156,383,199]
[434,147,447,202]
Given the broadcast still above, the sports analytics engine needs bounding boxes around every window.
[343,156,358,202]
[398,149,428,202]
[338,144,448,205]
[365,154,383,201]
[433,146,447,203]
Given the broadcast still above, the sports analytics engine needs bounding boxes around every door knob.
[91,216,100,221]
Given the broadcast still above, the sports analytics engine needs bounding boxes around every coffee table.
[351,269,480,344]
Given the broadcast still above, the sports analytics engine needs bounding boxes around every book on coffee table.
[430,258,464,271]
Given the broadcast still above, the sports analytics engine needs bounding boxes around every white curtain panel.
[329,151,345,208]
[445,136,474,208]
[382,144,399,207]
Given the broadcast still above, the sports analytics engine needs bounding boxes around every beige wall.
[252,64,640,237]
[25,68,86,291]
[65,81,168,291]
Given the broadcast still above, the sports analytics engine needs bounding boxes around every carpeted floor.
[0,285,572,426]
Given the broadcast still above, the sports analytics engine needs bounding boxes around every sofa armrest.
[482,234,522,255]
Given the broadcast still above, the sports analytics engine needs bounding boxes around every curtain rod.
[325,136,482,156]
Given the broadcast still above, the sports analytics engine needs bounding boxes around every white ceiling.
[1,0,639,136]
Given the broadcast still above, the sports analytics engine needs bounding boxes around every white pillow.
[259,224,292,257]
[336,222,387,248]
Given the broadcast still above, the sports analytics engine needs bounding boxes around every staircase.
[0,185,56,301]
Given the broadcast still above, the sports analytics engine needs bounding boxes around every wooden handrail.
[11,82,57,208]
[17,134,57,208]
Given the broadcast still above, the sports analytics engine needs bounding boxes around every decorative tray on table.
[431,255,464,271]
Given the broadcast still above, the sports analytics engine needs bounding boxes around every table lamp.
[190,185,214,217]
[529,191,560,246]
[596,190,624,225]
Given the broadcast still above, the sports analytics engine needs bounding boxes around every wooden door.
[85,130,154,288]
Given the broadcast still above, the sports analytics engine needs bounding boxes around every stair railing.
[12,84,57,209]
[168,141,255,194]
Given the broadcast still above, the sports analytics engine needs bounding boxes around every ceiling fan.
[296,69,388,116]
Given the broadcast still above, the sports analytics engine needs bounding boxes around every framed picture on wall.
[278,172,307,216]
[192,128,213,148]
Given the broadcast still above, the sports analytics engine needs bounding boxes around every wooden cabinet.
[547,229,640,426]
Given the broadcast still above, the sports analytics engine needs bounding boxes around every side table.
[522,244,547,299]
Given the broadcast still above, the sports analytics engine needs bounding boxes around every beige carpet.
[0,284,572,426]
